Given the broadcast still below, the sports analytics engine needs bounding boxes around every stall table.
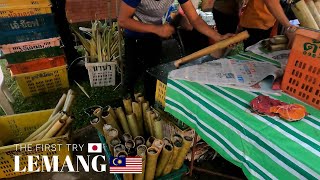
[163,53,320,180]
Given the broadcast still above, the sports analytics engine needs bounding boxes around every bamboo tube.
[56,116,74,136]
[132,102,144,135]
[93,108,103,122]
[134,136,145,147]
[142,101,150,134]
[306,0,320,28]
[149,111,157,137]
[315,0,320,13]
[114,144,126,156]
[110,138,121,156]
[269,35,288,45]
[103,124,112,132]
[102,113,122,134]
[115,107,131,134]
[155,144,173,177]
[153,117,163,139]
[134,159,146,180]
[123,96,133,114]
[106,105,117,120]
[136,145,147,160]
[24,112,64,142]
[122,133,133,142]
[146,109,154,136]
[163,137,172,146]
[116,150,128,157]
[30,113,66,141]
[125,139,136,156]
[292,0,319,29]
[145,147,160,180]
[62,90,75,113]
[124,174,133,180]
[268,44,288,51]
[42,119,66,139]
[91,117,105,135]
[171,134,183,144]
[105,128,119,145]
[49,93,67,119]
[152,139,164,151]
[173,136,193,170]
[146,136,156,148]
[162,140,182,175]
[126,113,140,137]
[115,150,133,180]
[134,93,144,102]
[174,31,250,68]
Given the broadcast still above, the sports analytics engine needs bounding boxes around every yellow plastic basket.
[12,65,69,97]
[0,0,51,7]
[0,109,71,178]
[0,5,52,18]
[155,80,167,108]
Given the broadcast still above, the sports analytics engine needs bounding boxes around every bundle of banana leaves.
[72,20,123,63]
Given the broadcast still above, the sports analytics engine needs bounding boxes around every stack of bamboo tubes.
[292,0,320,30]
[91,93,194,180]
[23,89,75,142]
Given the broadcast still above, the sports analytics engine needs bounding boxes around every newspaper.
[246,40,290,68]
[169,58,283,94]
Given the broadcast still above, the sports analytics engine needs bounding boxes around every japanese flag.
[88,143,102,153]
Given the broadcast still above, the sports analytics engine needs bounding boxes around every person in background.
[118,0,233,102]
[239,0,296,49]
[201,0,244,35]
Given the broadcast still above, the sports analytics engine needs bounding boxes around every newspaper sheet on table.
[246,40,290,68]
[169,58,283,94]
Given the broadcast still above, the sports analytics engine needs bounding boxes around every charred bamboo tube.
[110,138,121,156]
[306,0,320,28]
[49,93,67,119]
[56,116,73,136]
[162,139,182,175]
[132,102,144,135]
[123,96,133,114]
[126,113,140,137]
[122,133,133,142]
[43,119,66,139]
[125,139,136,156]
[152,139,164,152]
[173,136,193,170]
[114,144,126,156]
[102,112,122,134]
[269,35,288,45]
[134,159,146,180]
[142,101,150,134]
[292,0,319,29]
[134,136,145,147]
[268,44,288,51]
[105,128,119,145]
[163,137,172,146]
[93,108,103,122]
[91,117,105,135]
[145,147,160,180]
[153,117,163,139]
[146,136,156,148]
[62,90,75,114]
[155,144,173,177]
[24,112,64,142]
[106,105,117,120]
[136,145,147,160]
[115,107,131,134]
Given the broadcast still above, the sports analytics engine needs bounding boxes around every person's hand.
[156,24,175,38]
[285,25,297,48]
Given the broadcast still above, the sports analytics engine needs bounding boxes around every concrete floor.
[8,126,245,180]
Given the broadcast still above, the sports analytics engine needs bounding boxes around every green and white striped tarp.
[164,53,320,180]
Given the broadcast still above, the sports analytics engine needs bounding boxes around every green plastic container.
[5,46,63,64]
[98,132,188,180]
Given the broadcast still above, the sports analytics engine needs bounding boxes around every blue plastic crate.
[97,132,188,180]
[0,14,55,32]
[0,27,58,45]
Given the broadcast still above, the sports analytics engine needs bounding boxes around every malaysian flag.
[109,156,142,174]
